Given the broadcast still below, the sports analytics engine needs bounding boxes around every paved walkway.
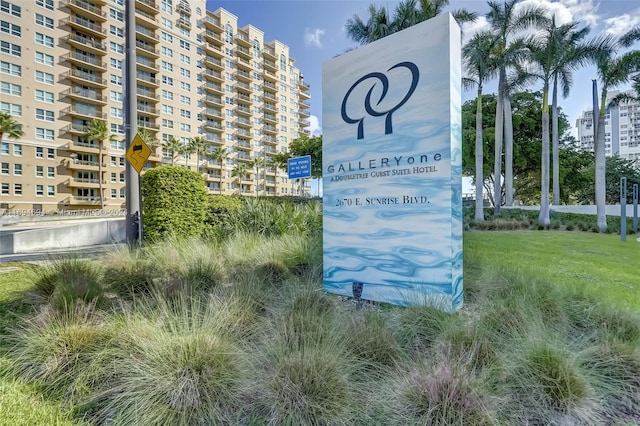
[504,204,638,217]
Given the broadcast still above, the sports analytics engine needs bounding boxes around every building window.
[180,109,191,118]
[161,17,172,28]
[161,31,173,42]
[162,119,174,129]
[110,123,124,134]
[161,46,173,57]
[111,188,117,198]
[1,1,21,17]
[119,188,125,198]
[35,0,53,10]
[110,42,124,54]
[35,51,54,66]
[35,70,54,84]
[110,74,122,85]
[0,102,20,116]
[0,162,8,174]
[0,142,8,154]
[110,25,123,38]
[179,40,190,50]
[110,107,123,118]
[180,123,191,132]
[47,185,55,196]
[35,89,54,103]
[13,144,21,156]
[161,60,173,71]
[119,172,125,182]
[47,166,54,178]
[35,128,55,140]
[35,108,54,122]
[1,183,8,195]
[162,90,173,100]
[36,185,44,196]
[179,95,190,105]
[162,76,173,86]
[180,81,190,91]
[0,40,20,56]
[179,67,190,77]
[13,163,21,175]
[0,60,20,76]
[110,90,123,102]
[1,81,21,96]
[0,20,20,37]
[110,172,117,182]
[47,148,54,159]
[36,147,43,158]
[161,104,174,114]
[35,32,54,48]
[224,24,233,43]
[109,8,123,22]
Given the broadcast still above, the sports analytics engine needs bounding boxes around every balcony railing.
[62,0,107,18]
[61,88,107,102]
[66,33,107,51]
[135,25,159,40]
[136,40,159,55]
[137,88,159,99]
[60,16,107,35]
[62,106,107,119]
[62,52,106,68]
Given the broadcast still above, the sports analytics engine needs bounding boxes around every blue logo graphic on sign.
[341,61,420,140]
[288,155,312,179]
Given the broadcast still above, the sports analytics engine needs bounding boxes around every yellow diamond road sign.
[126,133,152,174]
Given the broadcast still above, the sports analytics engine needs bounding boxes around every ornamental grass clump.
[34,258,105,311]
[91,293,244,425]
[342,310,401,368]
[4,302,112,404]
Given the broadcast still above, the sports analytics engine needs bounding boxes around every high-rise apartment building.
[0,0,311,213]
[575,89,640,164]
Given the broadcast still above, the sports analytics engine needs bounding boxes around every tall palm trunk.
[98,140,104,210]
[219,170,224,194]
[552,76,560,205]
[539,88,551,225]
[504,95,514,206]
[474,88,484,222]
[494,76,505,214]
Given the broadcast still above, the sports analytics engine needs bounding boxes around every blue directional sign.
[288,155,312,179]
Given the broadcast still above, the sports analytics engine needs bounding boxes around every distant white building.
[576,89,640,164]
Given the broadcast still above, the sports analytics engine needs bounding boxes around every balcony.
[236,70,251,82]
[236,105,251,116]
[263,70,277,82]
[203,81,223,94]
[68,159,103,170]
[205,56,223,70]
[263,125,277,135]
[263,102,277,113]
[236,117,251,127]
[137,120,159,130]
[236,81,252,92]
[262,136,277,145]
[263,114,277,124]
[203,69,223,83]
[67,195,104,205]
[205,134,223,145]
[205,42,223,56]
[263,46,276,60]
[65,33,107,54]
[203,29,223,44]
[299,90,311,100]
[203,121,223,132]
[137,73,159,86]
[135,8,159,28]
[236,46,251,58]
[203,108,223,120]
[67,177,102,188]
[299,79,310,90]
[299,102,311,111]
[136,40,160,58]
[70,140,100,153]
[236,152,252,162]
[263,92,276,101]
[137,87,159,101]
[136,25,159,42]
[201,16,222,31]
[62,106,107,120]
[235,31,250,46]
[176,17,191,30]
[62,52,106,72]
[203,95,223,107]
[61,0,107,21]
[136,0,159,15]
[61,87,108,105]
[136,55,157,72]
[263,60,277,72]
[62,123,89,135]
[60,16,107,39]
[60,70,107,88]
[137,104,159,116]
[237,93,252,103]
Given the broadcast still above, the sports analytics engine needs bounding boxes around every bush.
[203,194,243,240]
[35,258,105,310]
[142,166,207,241]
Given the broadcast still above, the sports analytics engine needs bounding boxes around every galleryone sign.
[322,13,463,311]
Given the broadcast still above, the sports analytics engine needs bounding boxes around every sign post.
[322,14,462,311]
[125,133,151,245]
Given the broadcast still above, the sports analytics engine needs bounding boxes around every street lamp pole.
[124,0,140,244]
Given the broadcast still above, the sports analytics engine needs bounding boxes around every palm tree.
[592,31,640,230]
[463,30,498,222]
[83,119,113,210]
[231,162,249,194]
[179,142,194,168]
[189,136,208,173]
[208,146,228,194]
[485,0,548,210]
[162,136,181,166]
[549,24,596,205]
[0,112,24,142]
[250,156,265,197]
[345,0,476,45]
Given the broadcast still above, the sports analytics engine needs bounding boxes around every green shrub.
[142,166,207,241]
[203,194,243,240]
[35,258,105,310]
[343,311,401,367]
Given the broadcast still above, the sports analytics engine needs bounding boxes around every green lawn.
[464,230,640,310]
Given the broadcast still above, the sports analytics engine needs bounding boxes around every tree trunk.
[504,95,514,206]
[494,90,504,214]
[219,167,224,194]
[552,78,560,205]
[99,140,105,210]
[539,108,550,225]
[474,88,484,222]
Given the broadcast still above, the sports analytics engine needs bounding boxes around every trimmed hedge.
[142,166,207,241]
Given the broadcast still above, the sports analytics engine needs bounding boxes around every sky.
[209,0,640,194]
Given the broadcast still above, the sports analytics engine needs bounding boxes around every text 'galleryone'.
[325,152,444,175]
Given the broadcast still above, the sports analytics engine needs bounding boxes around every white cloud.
[308,115,322,136]
[304,28,326,48]
[461,16,490,44]
[603,9,640,38]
